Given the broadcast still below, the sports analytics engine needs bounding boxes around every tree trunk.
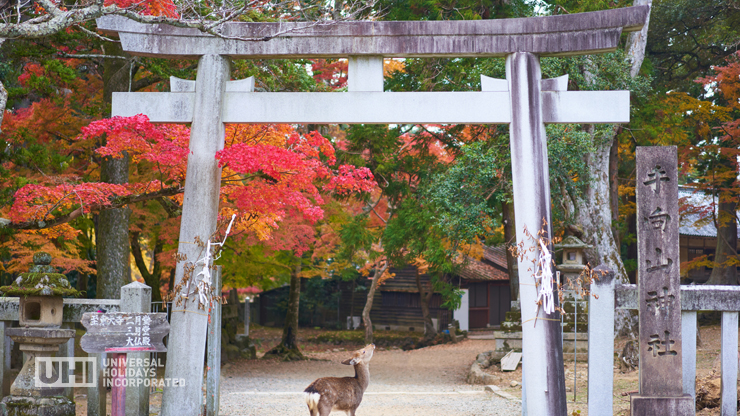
[349,278,356,328]
[502,200,519,302]
[566,0,652,338]
[362,262,388,344]
[130,231,164,302]
[265,257,304,360]
[96,43,133,299]
[415,268,436,339]
[705,198,738,285]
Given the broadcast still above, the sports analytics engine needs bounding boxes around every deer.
[304,343,375,416]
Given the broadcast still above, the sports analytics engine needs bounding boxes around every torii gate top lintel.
[96,5,648,59]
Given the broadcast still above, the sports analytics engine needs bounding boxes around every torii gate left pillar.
[98,7,649,416]
[162,54,229,416]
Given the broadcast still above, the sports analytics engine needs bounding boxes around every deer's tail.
[304,386,321,415]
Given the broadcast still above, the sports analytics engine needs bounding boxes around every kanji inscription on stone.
[80,312,170,353]
[631,146,693,415]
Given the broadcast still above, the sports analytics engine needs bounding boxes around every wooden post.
[111,353,127,416]
[206,266,222,416]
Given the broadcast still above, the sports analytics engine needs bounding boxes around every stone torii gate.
[97,6,648,416]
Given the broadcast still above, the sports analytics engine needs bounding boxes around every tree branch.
[1,186,183,230]
[0,80,7,134]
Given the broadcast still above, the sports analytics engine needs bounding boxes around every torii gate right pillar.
[507,52,567,415]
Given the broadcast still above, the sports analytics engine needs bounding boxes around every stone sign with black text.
[80,312,169,353]
[631,146,693,415]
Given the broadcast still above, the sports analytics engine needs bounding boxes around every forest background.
[1,0,740,355]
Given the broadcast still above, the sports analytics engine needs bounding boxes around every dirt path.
[218,339,522,416]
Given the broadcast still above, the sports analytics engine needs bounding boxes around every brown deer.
[304,344,375,416]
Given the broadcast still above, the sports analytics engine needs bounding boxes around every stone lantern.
[554,235,592,282]
[553,236,592,361]
[0,252,81,416]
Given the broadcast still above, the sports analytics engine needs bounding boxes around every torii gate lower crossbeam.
[98,7,648,416]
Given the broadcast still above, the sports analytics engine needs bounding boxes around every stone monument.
[631,146,693,415]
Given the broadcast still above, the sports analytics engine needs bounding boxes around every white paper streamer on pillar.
[536,240,555,315]
[183,214,237,307]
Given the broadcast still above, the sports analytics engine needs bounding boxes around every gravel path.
[219,339,521,416]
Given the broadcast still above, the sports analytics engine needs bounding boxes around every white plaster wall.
[454,289,469,332]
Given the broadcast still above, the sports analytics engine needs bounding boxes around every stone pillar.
[205,267,222,416]
[243,301,250,337]
[506,52,566,416]
[588,266,615,415]
[631,146,692,415]
[87,353,107,416]
[1,320,12,396]
[720,312,738,415]
[121,282,152,416]
[681,311,697,400]
[160,54,230,416]
[58,322,75,401]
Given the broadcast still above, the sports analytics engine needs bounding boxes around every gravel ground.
[219,338,522,416]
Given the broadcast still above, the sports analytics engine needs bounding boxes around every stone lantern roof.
[0,252,81,297]
[554,235,592,250]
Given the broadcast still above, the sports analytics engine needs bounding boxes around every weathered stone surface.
[120,282,152,416]
[636,146,684,398]
[629,395,694,416]
[96,6,648,59]
[616,283,740,311]
[507,51,567,416]
[466,362,500,385]
[19,297,63,328]
[5,328,75,398]
[79,312,169,353]
[1,395,75,416]
[111,90,629,125]
[160,54,230,416]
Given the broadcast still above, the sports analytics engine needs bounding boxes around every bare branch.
[58,52,128,60]
[74,23,119,42]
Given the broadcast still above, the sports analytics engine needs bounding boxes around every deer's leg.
[317,400,333,416]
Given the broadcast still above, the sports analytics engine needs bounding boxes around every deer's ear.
[341,358,353,365]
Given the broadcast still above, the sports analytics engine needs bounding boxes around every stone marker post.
[631,146,693,415]
[121,282,152,416]
[160,54,230,416]
[588,265,616,415]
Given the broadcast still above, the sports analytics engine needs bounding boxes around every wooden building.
[338,266,451,332]
[339,246,513,332]
[454,246,512,329]
[253,246,514,331]
[679,187,740,284]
